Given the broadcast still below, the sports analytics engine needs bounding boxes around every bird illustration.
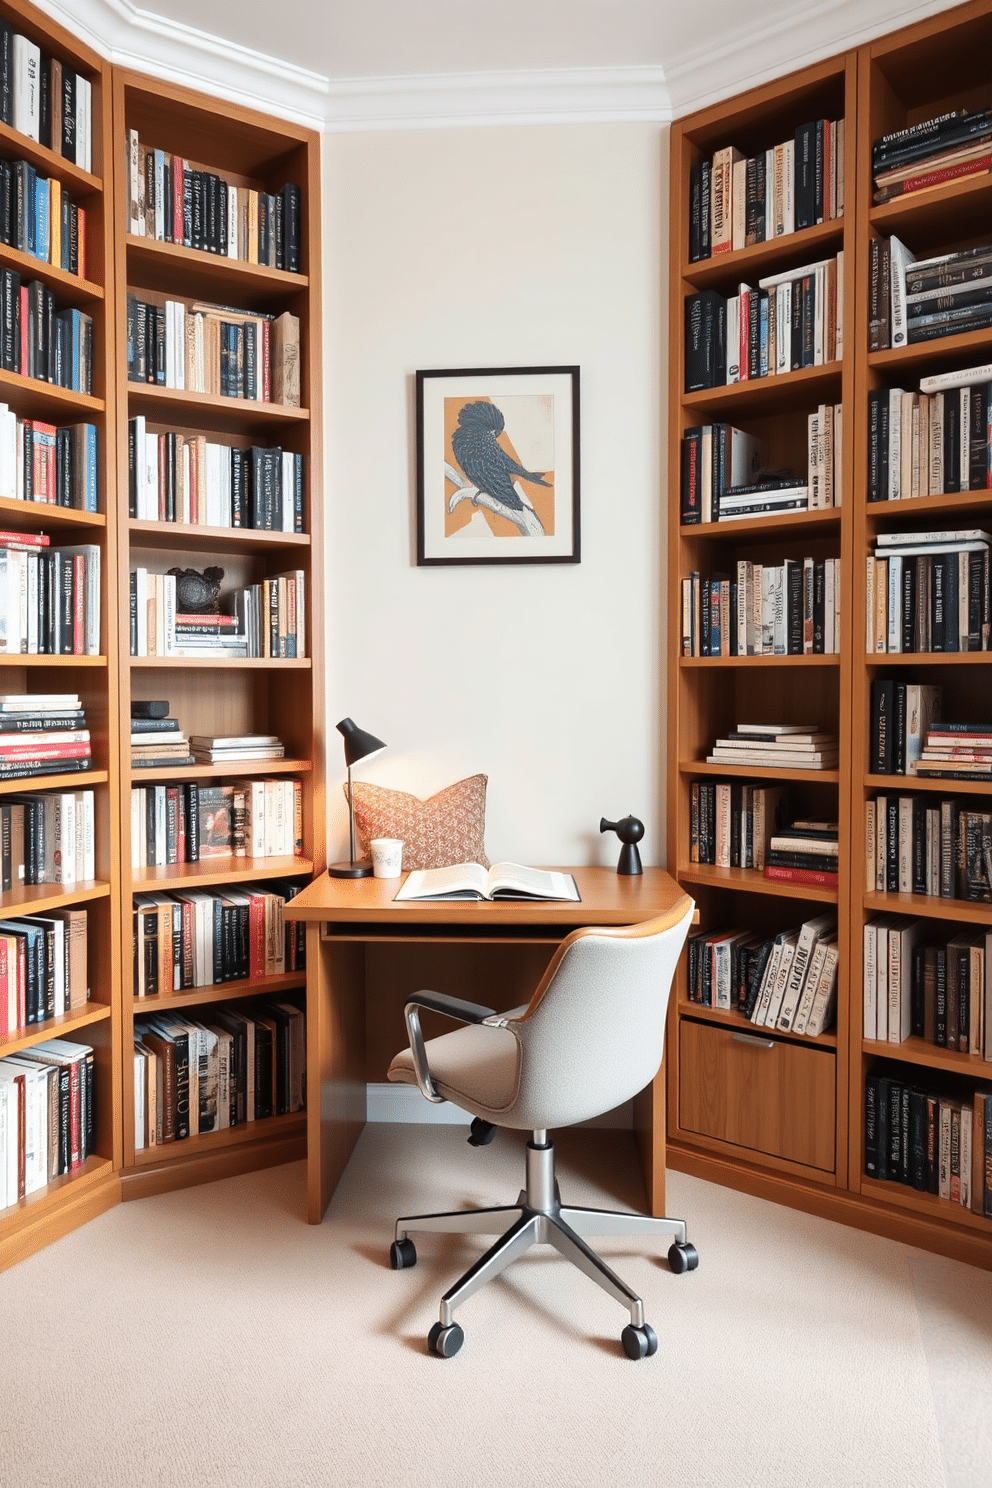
[451,401,550,514]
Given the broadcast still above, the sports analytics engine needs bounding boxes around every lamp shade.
[336,717,386,768]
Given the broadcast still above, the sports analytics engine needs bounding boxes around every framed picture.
[416,365,580,565]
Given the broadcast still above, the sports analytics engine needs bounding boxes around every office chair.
[387,895,697,1359]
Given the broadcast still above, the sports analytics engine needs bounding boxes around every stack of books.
[866,1067,992,1214]
[868,365,992,500]
[914,721,992,781]
[869,680,942,775]
[189,734,286,765]
[872,108,992,205]
[125,129,301,272]
[130,704,194,769]
[689,117,844,262]
[871,235,992,349]
[125,296,300,407]
[866,529,990,654]
[765,820,839,887]
[0,692,92,779]
[706,723,839,771]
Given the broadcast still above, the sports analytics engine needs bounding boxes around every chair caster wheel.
[390,1238,417,1270]
[428,1321,464,1358]
[621,1323,658,1359]
[668,1241,699,1274]
[468,1118,496,1147]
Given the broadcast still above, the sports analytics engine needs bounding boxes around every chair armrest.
[403,990,498,1104]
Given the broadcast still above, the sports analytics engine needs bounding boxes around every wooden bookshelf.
[666,2,992,1270]
[109,71,324,1197]
[0,0,121,1270]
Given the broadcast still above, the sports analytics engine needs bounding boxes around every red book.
[261,319,270,403]
[0,529,50,549]
[171,157,185,246]
[0,937,8,1037]
[0,742,91,761]
[875,153,992,202]
[763,864,839,887]
[67,1056,81,1169]
[247,890,266,978]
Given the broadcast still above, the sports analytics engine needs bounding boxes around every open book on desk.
[394,862,581,903]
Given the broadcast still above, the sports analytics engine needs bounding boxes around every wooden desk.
[286,866,687,1223]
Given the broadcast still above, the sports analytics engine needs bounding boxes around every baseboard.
[366,1084,632,1129]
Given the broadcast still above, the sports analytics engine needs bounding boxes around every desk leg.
[633,1062,667,1217]
[306,927,367,1224]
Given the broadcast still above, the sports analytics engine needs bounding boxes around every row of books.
[684,254,843,391]
[870,236,992,350]
[865,1067,992,1216]
[129,779,303,869]
[706,723,839,773]
[681,557,842,658]
[872,107,992,204]
[867,795,992,903]
[689,780,781,870]
[0,159,85,275]
[865,530,990,654]
[133,1003,305,1148]
[2,785,95,886]
[0,905,87,1033]
[867,375,992,501]
[0,1039,94,1206]
[125,130,301,273]
[863,918,991,1057]
[0,25,93,169]
[0,412,97,511]
[0,270,92,392]
[132,881,306,995]
[129,568,306,659]
[679,409,841,525]
[868,680,941,777]
[127,420,303,532]
[0,536,99,658]
[689,119,845,262]
[915,721,992,783]
[687,912,839,1037]
[125,296,300,407]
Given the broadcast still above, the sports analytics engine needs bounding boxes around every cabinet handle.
[732,1033,775,1050]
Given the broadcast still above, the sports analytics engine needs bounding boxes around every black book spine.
[872,678,894,774]
[231,446,244,527]
[945,553,960,652]
[255,1023,273,1120]
[794,120,815,230]
[790,277,803,370]
[943,394,960,493]
[184,783,199,862]
[689,159,702,262]
[912,798,927,895]
[61,67,75,165]
[911,942,926,1037]
[934,948,947,1046]
[38,57,49,152]
[173,1031,190,1140]
[893,682,907,774]
[283,183,300,272]
[813,560,825,653]
[909,1089,927,1190]
[865,1073,880,1179]
[0,21,12,126]
[886,796,899,890]
[787,561,803,654]
[931,556,947,651]
[901,558,915,653]
[967,549,984,650]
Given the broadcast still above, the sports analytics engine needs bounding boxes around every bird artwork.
[447,399,550,537]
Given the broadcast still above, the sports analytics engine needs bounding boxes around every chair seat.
[387,1007,528,1122]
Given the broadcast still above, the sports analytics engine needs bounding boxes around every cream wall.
[322,122,668,868]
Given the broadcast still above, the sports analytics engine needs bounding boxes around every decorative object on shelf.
[416,366,580,566]
[166,566,224,613]
[328,718,387,879]
[600,815,644,876]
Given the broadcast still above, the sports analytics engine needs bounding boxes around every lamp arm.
[347,764,356,865]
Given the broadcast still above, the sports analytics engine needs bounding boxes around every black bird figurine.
[451,400,550,515]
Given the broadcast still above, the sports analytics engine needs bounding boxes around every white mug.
[370,837,404,879]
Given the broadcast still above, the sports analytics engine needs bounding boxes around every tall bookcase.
[667,0,992,1270]
[109,72,324,1198]
[0,0,122,1270]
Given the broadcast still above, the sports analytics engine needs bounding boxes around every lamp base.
[327,859,374,879]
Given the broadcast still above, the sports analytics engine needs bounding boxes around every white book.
[726,296,740,384]
[866,555,876,652]
[128,128,143,237]
[889,235,916,349]
[396,862,580,903]
[777,913,836,1031]
[143,433,157,521]
[960,387,971,491]
[775,282,791,374]
[864,919,879,1038]
[887,552,902,652]
[793,939,830,1035]
[888,387,903,499]
[920,362,992,393]
[806,942,841,1037]
[782,139,795,234]
[835,250,844,360]
[764,148,775,240]
[813,263,825,365]
[12,34,40,141]
[825,557,836,654]
[227,185,239,259]
[762,939,798,1027]
[888,917,923,1044]
[133,1046,146,1149]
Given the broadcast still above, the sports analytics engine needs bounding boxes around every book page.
[393,862,488,901]
[487,863,580,900]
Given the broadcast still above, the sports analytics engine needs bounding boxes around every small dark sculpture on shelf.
[600,815,644,876]
[166,566,224,614]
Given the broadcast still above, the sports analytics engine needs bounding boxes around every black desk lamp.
[328,717,387,878]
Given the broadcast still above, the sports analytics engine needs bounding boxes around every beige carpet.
[1,1123,989,1488]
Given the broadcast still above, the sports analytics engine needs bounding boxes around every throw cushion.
[348,775,489,870]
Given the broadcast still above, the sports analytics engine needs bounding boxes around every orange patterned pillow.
[349,776,489,870]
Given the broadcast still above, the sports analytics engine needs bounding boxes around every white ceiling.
[51,0,968,129]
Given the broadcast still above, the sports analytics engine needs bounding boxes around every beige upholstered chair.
[387,895,697,1358]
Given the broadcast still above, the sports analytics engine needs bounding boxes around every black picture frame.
[416,365,580,566]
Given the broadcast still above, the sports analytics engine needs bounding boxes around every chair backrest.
[504,895,695,1131]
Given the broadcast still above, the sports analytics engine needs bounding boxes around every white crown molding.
[664,0,967,118]
[322,66,672,132]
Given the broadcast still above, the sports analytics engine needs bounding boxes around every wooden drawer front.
[679,1020,836,1172]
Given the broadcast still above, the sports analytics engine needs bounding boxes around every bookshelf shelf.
[860,1177,991,1233]
[0,771,108,797]
[678,862,839,902]
[864,771,992,796]
[683,218,845,287]
[679,997,839,1047]
[868,326,992,375]
[129,656,312,670]
[125,383,309,432]
[863,890,992,923]
[133,970,307,1014]
[862,1034,992,1074]
[126,235,309,298]
[0,1003,112,1058]
[0,120,102,194]
[680,507,841,540]
[680,654,839,669]
[864,651,992,665]
[0,244,105,302]
[129,520,311,553]
[127,1109,305,1168]
[680,760,841,783]
[866,490,992,521]
[0,499,106,533]
[0,371,103,418]
[132,855,314,889]
[683,363,842,419]
[131,759,313,783]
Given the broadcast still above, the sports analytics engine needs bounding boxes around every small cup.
[370,837,404,879]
